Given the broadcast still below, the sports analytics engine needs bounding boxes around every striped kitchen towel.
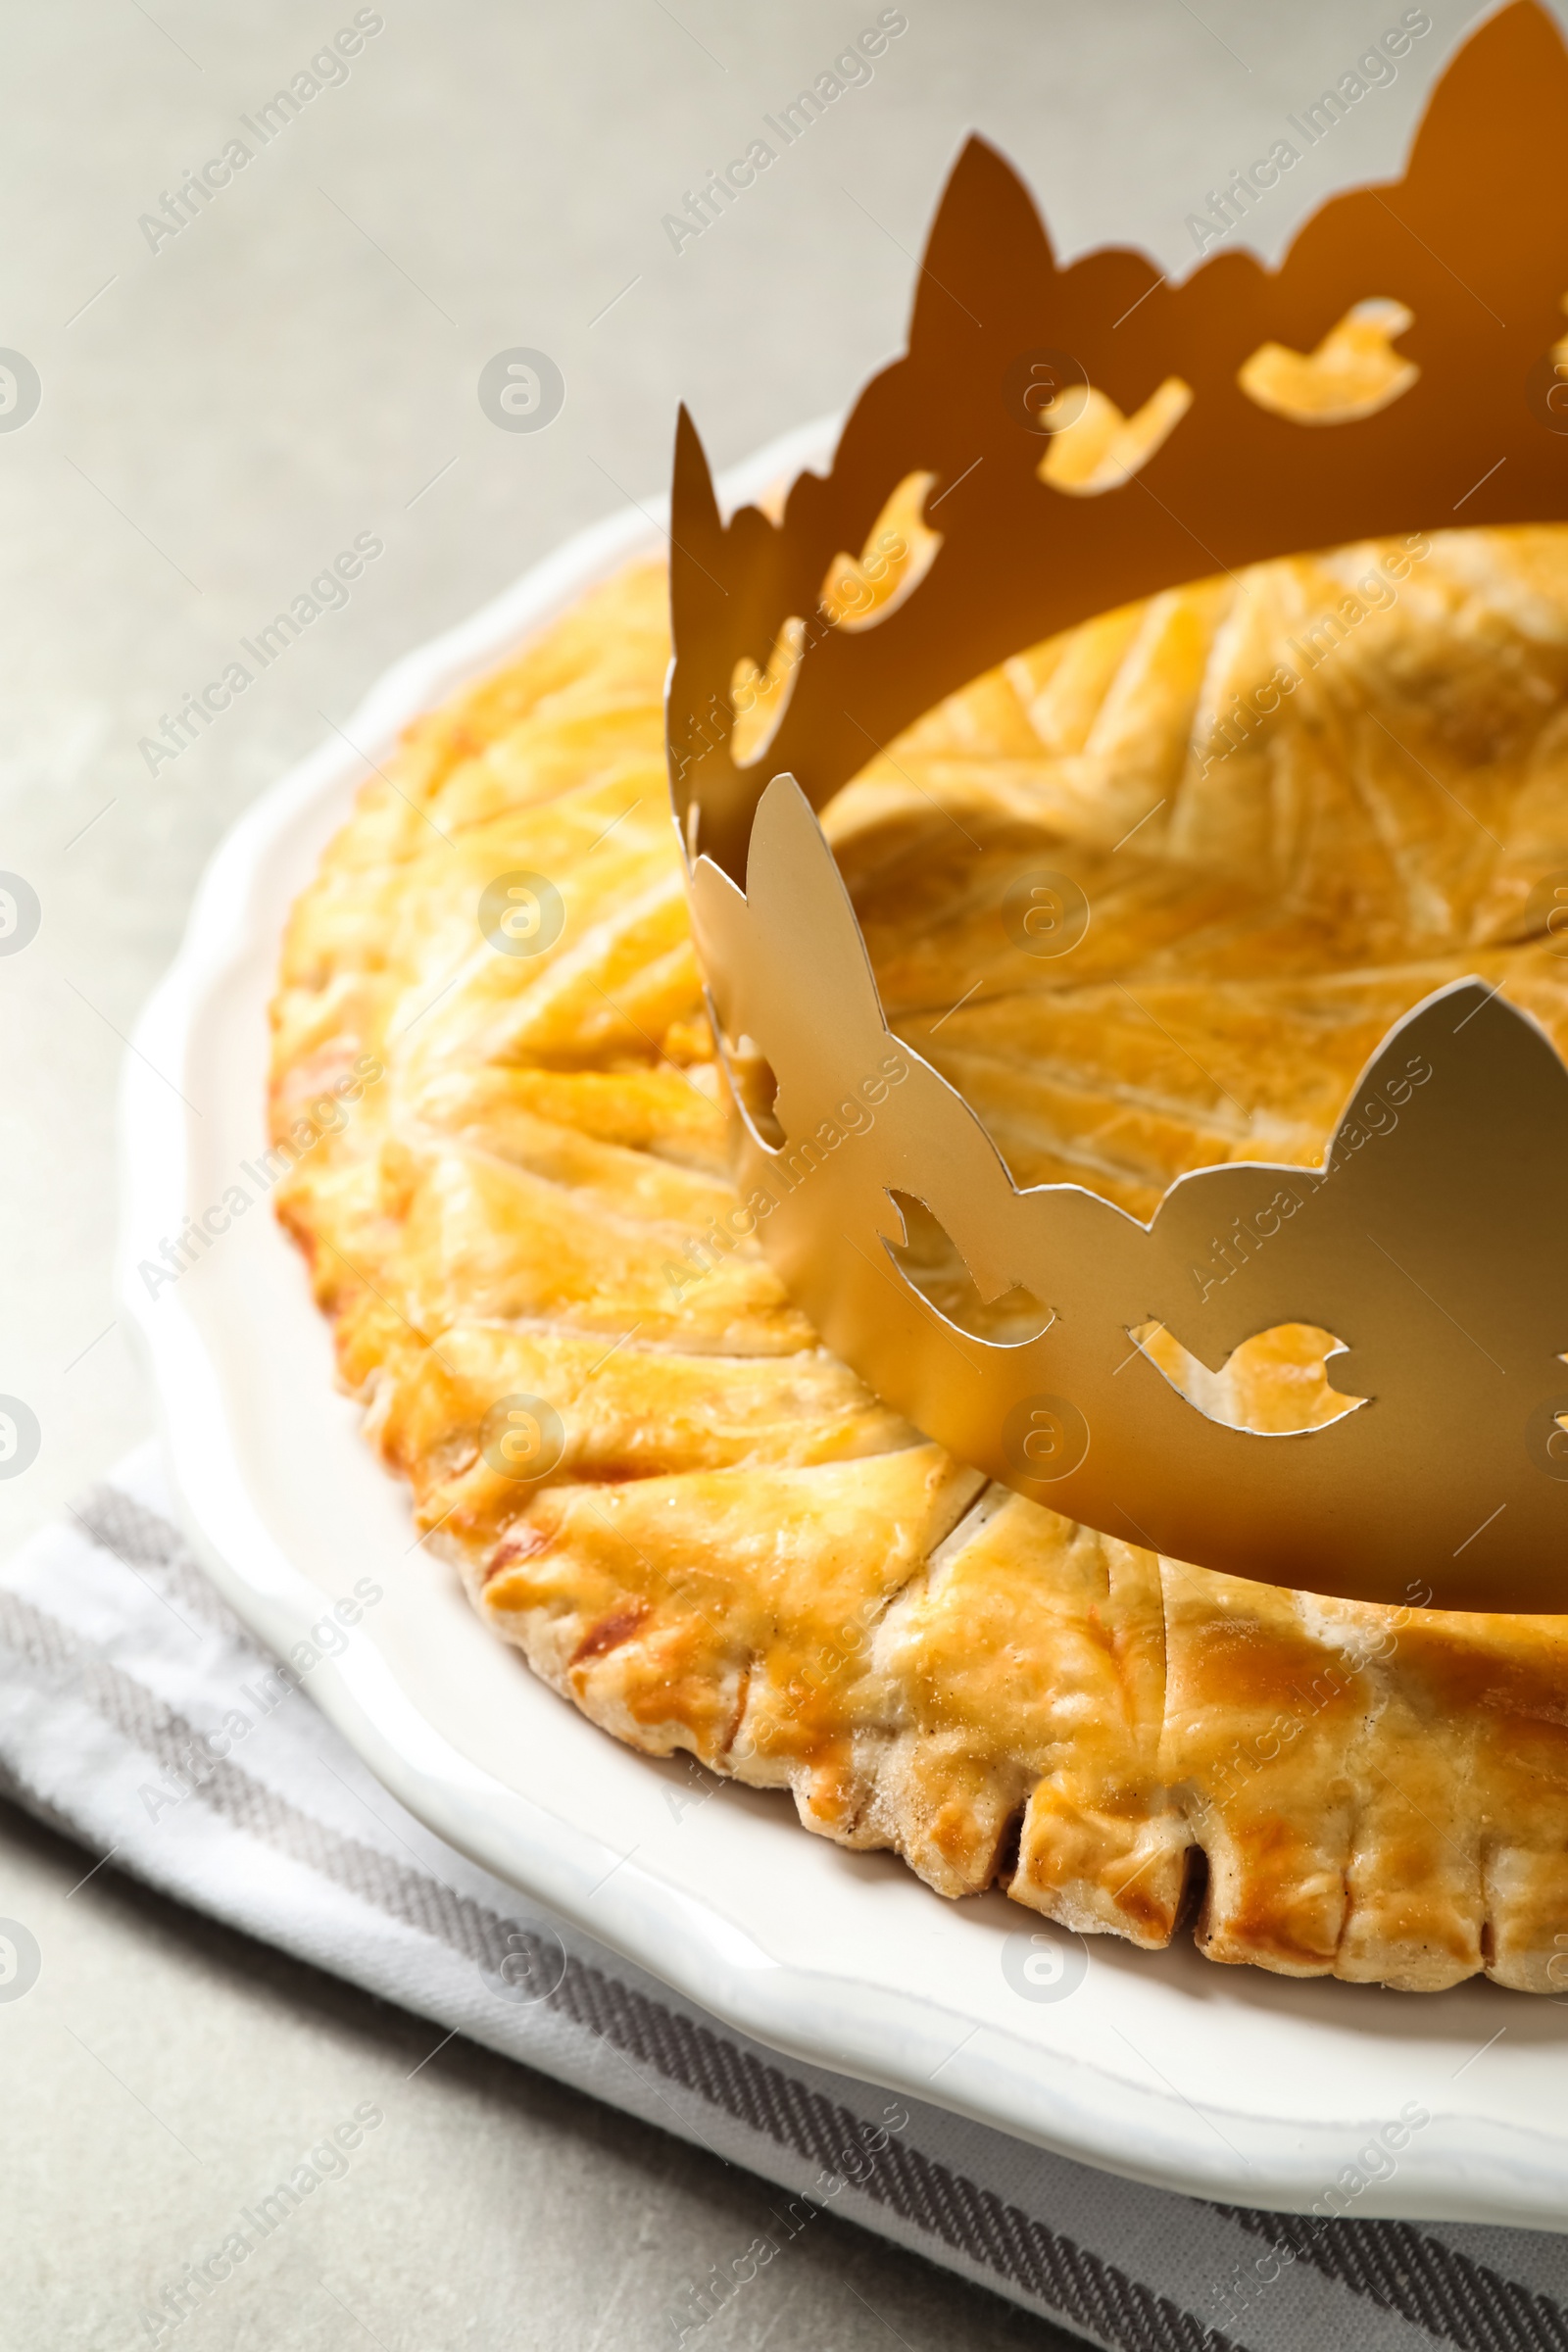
[1,1444,1566,2352]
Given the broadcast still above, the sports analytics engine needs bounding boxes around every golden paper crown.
[664,2,1568,1612]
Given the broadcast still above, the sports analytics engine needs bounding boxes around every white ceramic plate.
[120,418,1568,2229]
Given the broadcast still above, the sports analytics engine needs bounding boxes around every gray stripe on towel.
[1215,2204,1568,2352]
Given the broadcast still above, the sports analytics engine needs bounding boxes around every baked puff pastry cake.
[270,537,1568,1994]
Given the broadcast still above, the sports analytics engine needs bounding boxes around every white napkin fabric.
[3,1443,1567,2352]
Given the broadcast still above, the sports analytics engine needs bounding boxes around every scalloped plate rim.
[116,415,1568,2232]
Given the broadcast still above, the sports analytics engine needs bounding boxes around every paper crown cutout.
[665,2,1568,1611]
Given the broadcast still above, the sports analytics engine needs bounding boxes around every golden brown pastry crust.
[270,537,1568,1994]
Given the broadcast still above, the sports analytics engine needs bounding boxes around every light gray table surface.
[0,3,1510,2344]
